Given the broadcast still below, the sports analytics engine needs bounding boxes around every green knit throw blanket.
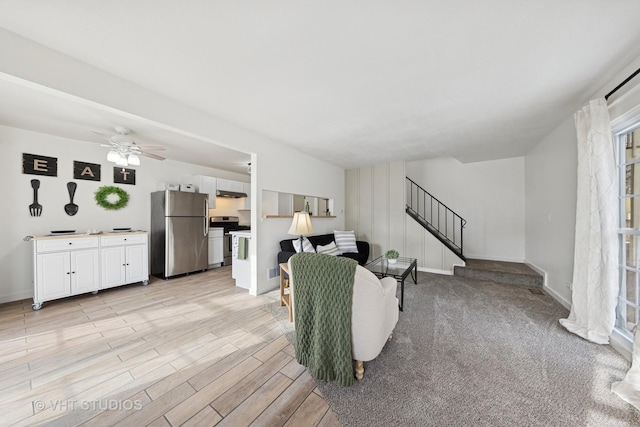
[290,253,357,387]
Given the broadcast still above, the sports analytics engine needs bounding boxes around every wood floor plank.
[0,269,339,427]
[284,392,331,427]
[217,372,292,427]
[253,335,290,362]
[180,405,223,427]
[165,356,263,426]
[212,351,293,416]
[80,389,152,427]
[250,370,317,427]
[113,382,195,427]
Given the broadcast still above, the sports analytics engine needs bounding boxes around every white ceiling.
[1,1,640,169]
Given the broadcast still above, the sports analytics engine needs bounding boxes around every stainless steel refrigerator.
[150,190,209,278]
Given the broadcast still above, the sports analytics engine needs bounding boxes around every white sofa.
[288,260,399,380]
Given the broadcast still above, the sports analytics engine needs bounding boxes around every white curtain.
[612,327,640,410]
[559,98,619,345]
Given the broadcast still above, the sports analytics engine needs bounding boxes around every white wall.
[0,30,346,299]
[346,158,525,272]
[406,157,526,262]
[345,162,406,261]
[524,55,640,308]
[0,125,250,303]
[524,117,577,306]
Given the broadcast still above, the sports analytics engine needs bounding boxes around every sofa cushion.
[292,236,316,253]
[334,230,359,253]
[278,233,370,266]
[316,241,341,256]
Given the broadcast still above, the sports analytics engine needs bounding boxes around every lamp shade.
[127,153,140,165]
[288,212,314,236]
[107,150,120,162]
[115,155,128,167]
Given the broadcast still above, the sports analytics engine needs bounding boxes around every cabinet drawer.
[36,237,99,253]
[209,228,224,238]
[100,234,147,246]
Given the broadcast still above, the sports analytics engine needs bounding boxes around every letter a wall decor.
[74,161,101,181]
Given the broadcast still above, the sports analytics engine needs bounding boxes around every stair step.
[454,259,543,289]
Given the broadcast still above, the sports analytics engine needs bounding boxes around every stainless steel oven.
[223,233,232,266]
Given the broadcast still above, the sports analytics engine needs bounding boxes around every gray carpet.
[264,272,640,426]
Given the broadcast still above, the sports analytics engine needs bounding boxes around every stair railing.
[406,177,466,260]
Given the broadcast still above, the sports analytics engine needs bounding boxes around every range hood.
[217,190,247,198]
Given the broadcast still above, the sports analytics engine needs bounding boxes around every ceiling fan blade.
[141,151,166,161]
[91,130,112,140]
[137,145,166,151]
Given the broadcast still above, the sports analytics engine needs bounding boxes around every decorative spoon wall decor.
[29,179,42,217]
[64,182,78,216]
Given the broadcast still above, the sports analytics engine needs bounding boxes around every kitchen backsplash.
[209,196,251,225]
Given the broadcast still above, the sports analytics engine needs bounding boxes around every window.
[616,126,640,338]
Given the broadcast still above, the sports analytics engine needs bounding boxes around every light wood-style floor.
[0,267,340,426]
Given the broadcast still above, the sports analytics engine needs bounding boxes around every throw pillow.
[334,230,359,253]
[293,236,316,253]
[316,241,341,256]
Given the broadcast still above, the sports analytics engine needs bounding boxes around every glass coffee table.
[365,256,417,311]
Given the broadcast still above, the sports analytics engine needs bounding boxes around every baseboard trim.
[0,291,32,305]
[543,284,571,310]
[610,328,633,362]
[418,266,453,276]
[464,254,525,263]
[524,261,547,286]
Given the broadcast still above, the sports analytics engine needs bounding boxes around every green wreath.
[94,186,129,210]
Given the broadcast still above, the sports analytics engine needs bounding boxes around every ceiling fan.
[92,126,166,166]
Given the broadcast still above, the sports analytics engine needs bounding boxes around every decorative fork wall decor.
[29,179,42,217]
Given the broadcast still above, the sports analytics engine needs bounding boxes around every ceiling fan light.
[127,153,140,165]
[115,155,128,167]
[107,150,120,162]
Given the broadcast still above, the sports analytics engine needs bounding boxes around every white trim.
[0,291,32,305]
[525,261,548,288]
[610,328,633,362]
[610,103,640,134]
[544,284,571,310]
[418,266,454,276]
[464,253,525,263]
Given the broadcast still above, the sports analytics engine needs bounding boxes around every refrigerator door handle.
[204,198,209,236]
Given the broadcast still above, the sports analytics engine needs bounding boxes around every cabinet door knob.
[66,272,70,275]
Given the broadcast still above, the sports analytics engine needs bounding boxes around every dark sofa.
[277,233,370,266]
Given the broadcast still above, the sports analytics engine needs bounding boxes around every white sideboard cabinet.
[32,231,149,310]
[100,233,149,289]
[34,237,100,310]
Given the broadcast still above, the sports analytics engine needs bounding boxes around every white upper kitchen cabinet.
[217,178,244,193]
[195,175,217,208]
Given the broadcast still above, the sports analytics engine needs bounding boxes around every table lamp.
[288,211,314,252]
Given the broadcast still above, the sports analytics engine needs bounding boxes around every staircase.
[406,177,466,261]
[406,177,544,289]
[454,258,544,289]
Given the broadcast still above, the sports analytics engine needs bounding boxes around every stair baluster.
[406,177,466,261]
